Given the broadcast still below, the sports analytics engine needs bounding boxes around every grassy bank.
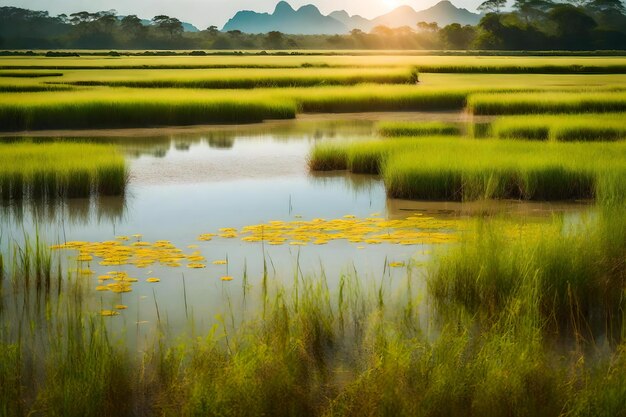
[428,209,626,340]
[310,137,626,202]
[468,92,626,115]
[376,121,461,136]
[0,142,127,200]
[53,67,419,89]
[489,113,626,141]
[0,90,296,131]
[2,55,626,71]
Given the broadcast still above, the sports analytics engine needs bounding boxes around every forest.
[1,0,625,51]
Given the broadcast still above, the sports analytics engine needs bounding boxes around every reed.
[490,113,626,141]
[0,142,127,200]
[468,92,626,115]
[376,121,461,137]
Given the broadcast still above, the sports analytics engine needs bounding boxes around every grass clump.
[307,142,349,171]
[292,85,468,113]
[468,92,626,115]
[55,67,418,89]
[0,142,127,200]
[491,113,626,141]
[376,121,461,137]
[428,209,626,340]
[0,89,296,131]
[309,137,626,202]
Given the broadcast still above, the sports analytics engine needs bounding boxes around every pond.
[0,112,589,346]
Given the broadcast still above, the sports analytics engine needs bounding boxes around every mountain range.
[222,1,481,35]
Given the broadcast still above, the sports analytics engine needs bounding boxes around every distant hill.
[371,1,481,28]
[222,1,345,35]
[222,1,481,34]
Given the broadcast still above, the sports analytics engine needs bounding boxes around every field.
[1,53,626,416]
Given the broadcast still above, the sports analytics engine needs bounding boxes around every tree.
[440,23,477,49]
[478,0,507,13]
[206,25,219,36]
[513,0,554,23]
[548,4,597,48]
[417,21,440,32]
[586,0,625,13]
[121,15,145,39]
[152,15,183,38]
[371,25,394,36]
[265,31,284,49]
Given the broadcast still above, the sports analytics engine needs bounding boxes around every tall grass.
[2,231,626,416]
[0,90,296,130]
[468,92,626,115]
[376,121,461,137]
[0,142,127,200]
[310,137,626,202]
[490,113,626,141]
[54,67,419,89]
[428,209,626,341]
[294,85,468,113]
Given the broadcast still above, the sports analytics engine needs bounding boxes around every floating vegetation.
[146,277,160,283]
[207,215,459,246]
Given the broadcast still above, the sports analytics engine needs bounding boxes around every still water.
[0,114,587,344]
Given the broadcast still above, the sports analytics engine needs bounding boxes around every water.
[0,113,589,343]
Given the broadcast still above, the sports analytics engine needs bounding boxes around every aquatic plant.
[489,113,626,141]
[376,121,461,137]
[0,142,127,200]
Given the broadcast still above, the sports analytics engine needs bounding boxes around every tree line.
[0,0,624,51]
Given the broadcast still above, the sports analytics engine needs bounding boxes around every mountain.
[222,1,345,35]
[328,10,371,32]
[222,1,481,34]
[371,1,481,28]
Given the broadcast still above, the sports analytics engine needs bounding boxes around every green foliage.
[0,142,127,200]
[376,121,461,137]
[490,113,626,140]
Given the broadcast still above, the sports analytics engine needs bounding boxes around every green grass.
[310,137,626,203]
[2,55,626,71]
[428,209,626,340]
[490,113,626,141]
[0,71,63,78]
[376,121,461,137]
[468,92,626,115]
[52,67,419,89]
[0,142,127,200]
[2,229,626,416]
[0,89,297,130]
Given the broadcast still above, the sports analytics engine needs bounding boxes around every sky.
[1,0,484,29]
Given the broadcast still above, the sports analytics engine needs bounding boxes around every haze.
[0,0,483,29]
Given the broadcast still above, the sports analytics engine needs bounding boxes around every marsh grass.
[54,67,418,89]
[376,121,461,137]
[0,142,127,200]
[310,137,626,202]
[0,72,63,78]
[428,209,626,341]
[0,90,296,130]
[2,231,626,416]
[490,113,626,141]
[468,92,626,115]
